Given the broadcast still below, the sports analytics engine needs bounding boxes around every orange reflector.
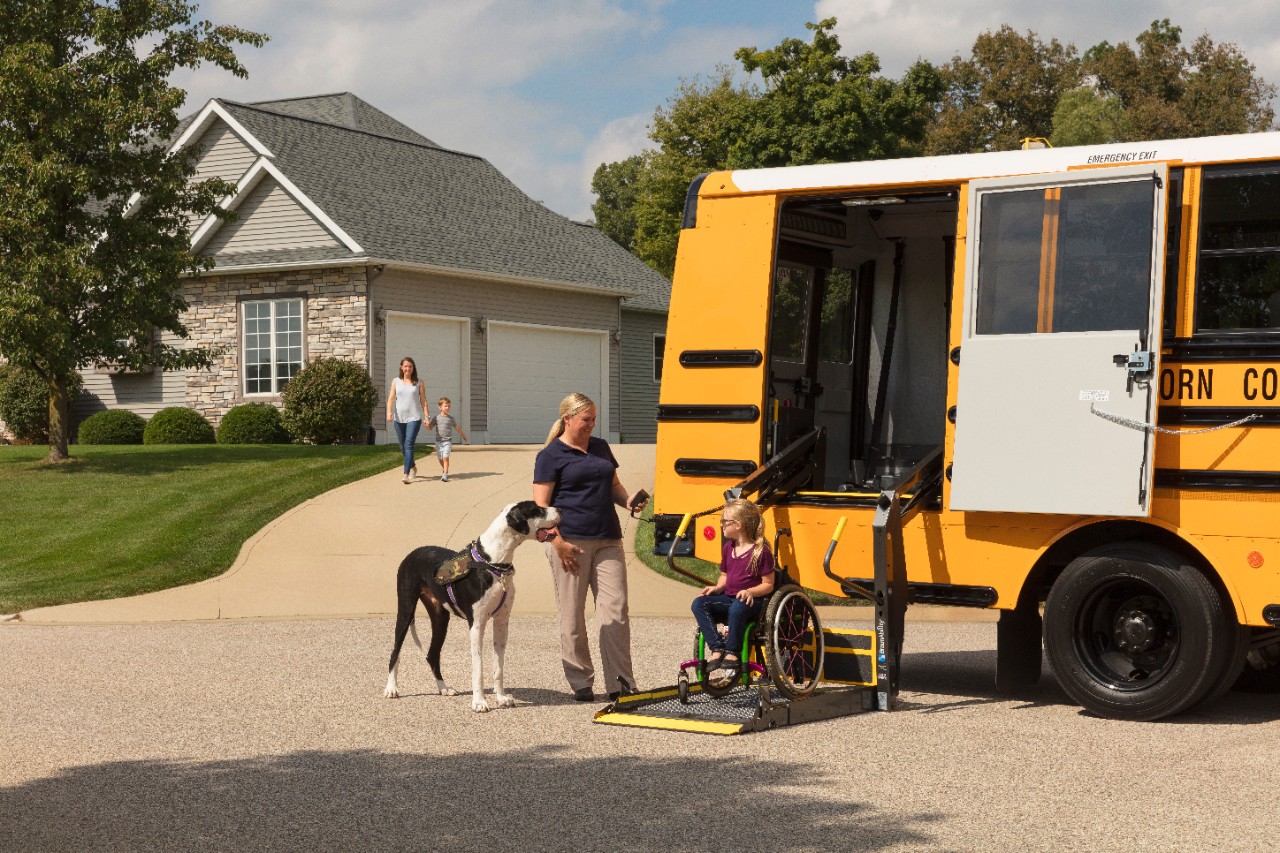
[1247,551,1264,568]
[703,525,716,541]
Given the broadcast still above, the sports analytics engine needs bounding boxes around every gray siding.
[206,178,341,256]
[192,119,257,183]
[372,266,621,439]
[72,330,187,431]
[619,309,665,442]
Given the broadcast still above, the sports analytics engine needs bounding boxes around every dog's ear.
[506,501,538,535]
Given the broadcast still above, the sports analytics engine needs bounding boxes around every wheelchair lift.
[594,433,934,735]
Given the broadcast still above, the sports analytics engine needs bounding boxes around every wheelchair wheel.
[764,585,824,698]
[700,659,740,698]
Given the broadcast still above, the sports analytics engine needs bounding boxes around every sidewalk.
[14,443,995,626]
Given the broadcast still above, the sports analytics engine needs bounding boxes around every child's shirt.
[427,413,458,441]
[720,541,775,596]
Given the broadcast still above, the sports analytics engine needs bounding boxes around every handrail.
[822,515,876,602]
[665,513,711,585]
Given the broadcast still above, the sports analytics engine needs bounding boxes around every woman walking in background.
[386,356,426,484]
[533,392,648,702]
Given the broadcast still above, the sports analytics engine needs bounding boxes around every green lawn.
[0,443,401,614]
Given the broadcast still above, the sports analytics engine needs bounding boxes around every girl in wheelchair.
[691,498,776,679]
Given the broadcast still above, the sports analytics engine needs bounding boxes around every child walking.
[690,498,776,675]
[427,397,469,481]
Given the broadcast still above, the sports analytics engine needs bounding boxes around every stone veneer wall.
[182,266,370,425]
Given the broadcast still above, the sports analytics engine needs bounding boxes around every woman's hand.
[735,589,755,606]
[699,584,719,596]
[553,536,583,573]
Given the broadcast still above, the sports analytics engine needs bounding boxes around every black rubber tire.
[700,660,738,698]
[1044,544,1235,721]
[763,585,825,699]
[677,672,690,705]
[1197,622,1250,707]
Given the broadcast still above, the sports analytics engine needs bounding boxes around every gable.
[191,118,257,184]
[202,175,341,256]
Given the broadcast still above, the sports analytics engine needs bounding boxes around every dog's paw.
[471,698,492,713]
[493,693,516,709]
[437,682,458,696]
[383,686,401,699]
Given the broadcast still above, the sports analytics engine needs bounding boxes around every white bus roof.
[729,131,1280,194]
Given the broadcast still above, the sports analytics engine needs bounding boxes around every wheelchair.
[676,570,825,704]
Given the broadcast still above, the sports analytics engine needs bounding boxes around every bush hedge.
[142,407,216,445]
[217,402,291,445]
[0,365,82,443]
[281,357,376,444]
[78,410,147,445]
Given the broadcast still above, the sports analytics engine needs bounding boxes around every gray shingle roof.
[201,96,669,308]
[245,93,439,148]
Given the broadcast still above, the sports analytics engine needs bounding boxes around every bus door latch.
[1113,349,1153,393]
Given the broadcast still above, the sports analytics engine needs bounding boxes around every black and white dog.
[383,500,560,712]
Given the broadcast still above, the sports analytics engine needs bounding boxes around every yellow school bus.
[653,133,1280,720]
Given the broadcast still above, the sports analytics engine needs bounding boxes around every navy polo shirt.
[533,436,621,540]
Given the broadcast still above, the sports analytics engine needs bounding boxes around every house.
[68,92,670,444]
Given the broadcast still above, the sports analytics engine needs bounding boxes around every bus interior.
[768,188,959,492]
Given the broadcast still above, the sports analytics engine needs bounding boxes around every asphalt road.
[3,615,1278,852]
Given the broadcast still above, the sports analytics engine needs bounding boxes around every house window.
[653,333,665,383]
[243,298,303,395]
[1195,163,1280,334]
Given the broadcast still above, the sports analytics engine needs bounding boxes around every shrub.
[0,365,82,443]
[78,410,147,445]
[281,357,377,444]
[217,402,291,445]
[142,407,215,445]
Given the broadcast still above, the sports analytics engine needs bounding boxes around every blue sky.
[172,0,1280,222]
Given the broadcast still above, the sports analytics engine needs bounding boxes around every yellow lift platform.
[595,439,933,734]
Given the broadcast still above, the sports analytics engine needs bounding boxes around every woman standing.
[386,356,427,484]
[533,392,648,702]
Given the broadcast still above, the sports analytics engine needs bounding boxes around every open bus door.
[950,165,1168,516]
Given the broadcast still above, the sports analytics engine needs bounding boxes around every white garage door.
[385,313,468,443]
[488,322,607,443]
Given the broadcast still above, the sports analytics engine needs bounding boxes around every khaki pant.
[544,537,633,693]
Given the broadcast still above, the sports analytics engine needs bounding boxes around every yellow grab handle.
[675,513,693,539]
[832,516,848,542]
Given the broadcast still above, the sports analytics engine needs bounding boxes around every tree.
[592,19,940,278]
[926,26,1081,154]
[590,154,643,253]
[1050,88,1128,147]
[0,0,266,462]
[1086,19,1276,140]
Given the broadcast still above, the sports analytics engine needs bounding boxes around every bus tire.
[1043,544,1234,721]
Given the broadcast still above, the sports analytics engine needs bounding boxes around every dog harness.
[440,541,514,619]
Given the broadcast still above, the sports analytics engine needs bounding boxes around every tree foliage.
[926,26,1082,154]
[591,20,940,277]
[0,0,266,462]
[1085,19,1276,140]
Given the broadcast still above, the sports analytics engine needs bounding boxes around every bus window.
[976,180,1155,336]
[1195,163,1280,332]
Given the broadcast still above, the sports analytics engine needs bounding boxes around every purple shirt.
[720,540,775,596]
[533,436,621,540]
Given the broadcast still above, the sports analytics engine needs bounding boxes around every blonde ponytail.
[723,498,768,578]
[545,392,595,445]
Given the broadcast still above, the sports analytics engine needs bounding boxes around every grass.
[632,502,861,607]
[0,443,402,614]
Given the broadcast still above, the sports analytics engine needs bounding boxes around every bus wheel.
[1044,545,1234,721]
[764,585,824,699]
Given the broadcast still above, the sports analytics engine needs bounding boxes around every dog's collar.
[470,541,514,574]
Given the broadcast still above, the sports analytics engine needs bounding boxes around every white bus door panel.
[950,165,1167,516]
